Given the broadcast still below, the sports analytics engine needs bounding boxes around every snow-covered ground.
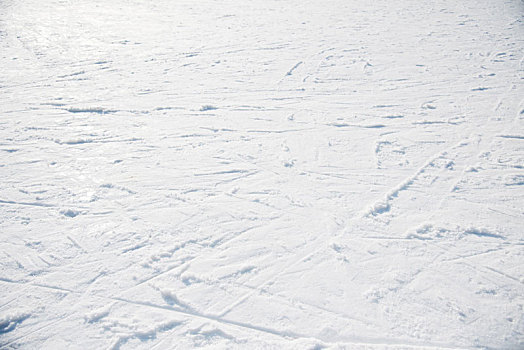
[0,0,523,348]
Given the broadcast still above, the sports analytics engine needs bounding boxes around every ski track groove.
[215,105,520,326]
[0,279,306,345]
[1,0,522,348]
[104,295,471,350]
[0,313,75,349]
[413,85,521,226]
[120,224,265,293]
[216,135,474,319]
[364,136,474,217]
[0,277,463,350]
[206,277,374,327]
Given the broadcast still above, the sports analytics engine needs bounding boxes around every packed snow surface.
[0,0,523,348]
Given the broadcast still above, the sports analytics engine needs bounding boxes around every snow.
[0,0,523,348]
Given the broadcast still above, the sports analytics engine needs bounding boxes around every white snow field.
[0,0,523,348]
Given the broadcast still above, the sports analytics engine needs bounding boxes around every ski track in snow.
[1,0,523,349]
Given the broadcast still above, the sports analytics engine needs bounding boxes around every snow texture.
[0,0,523,349]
